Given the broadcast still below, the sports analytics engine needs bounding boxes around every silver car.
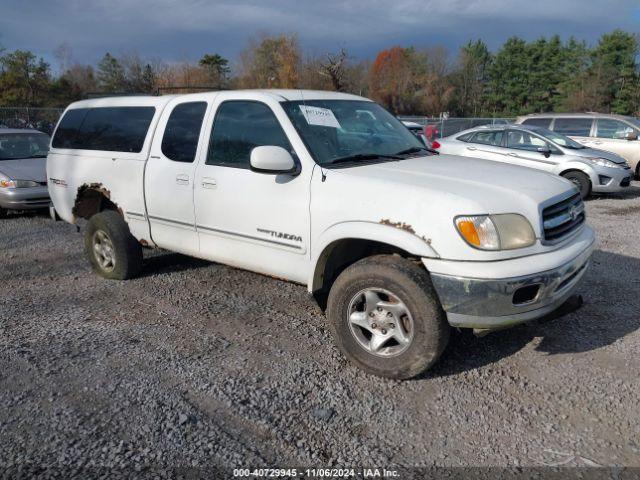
[516,113,640,179]
[435,124,632,198]
[0,129,51,218]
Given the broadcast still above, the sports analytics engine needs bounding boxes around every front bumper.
[428,235,595,329]
[0,185,50,210]
[591,165,632,193]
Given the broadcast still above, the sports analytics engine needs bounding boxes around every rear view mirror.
[625,131,638,141]
[250,146,298,175]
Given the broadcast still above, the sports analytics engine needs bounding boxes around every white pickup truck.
[47,90,596,379]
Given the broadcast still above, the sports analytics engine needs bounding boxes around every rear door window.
[161,102,207,163]
[52,108,89,148]
[553,118,593,137]
[470,130,503,146]
[521,118,551,129]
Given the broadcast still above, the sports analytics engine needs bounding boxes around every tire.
[326,255,449,380]
[84,210,143,280]
[635,163,640,181]
[562,171,591,199]
[0,207,7,219]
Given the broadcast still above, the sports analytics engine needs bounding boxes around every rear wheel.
[326,255,449,379]
[84,210,142,280]
[562,171,591,199]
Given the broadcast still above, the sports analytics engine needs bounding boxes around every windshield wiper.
[394,146,439,156]
[328,153,404,166]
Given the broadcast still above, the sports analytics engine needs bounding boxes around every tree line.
[0,29,638,117]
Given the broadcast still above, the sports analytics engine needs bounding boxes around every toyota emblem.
[569,205,578,221]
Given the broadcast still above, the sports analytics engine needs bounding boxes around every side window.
[74,107,156,153]
[470,130,503,146]
[595,119,636,139]
[52,108,89,148]
[161,102,207,163]
[506,131,547,151]
[456,132,473,142]
[553,118,592,137]
[521,118,551,128]
[207,101,292,168]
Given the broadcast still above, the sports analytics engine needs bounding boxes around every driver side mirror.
[250,146,299,175]
[625,131,638,141]
[537,145,551,157]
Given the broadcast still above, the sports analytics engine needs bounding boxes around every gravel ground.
[1,183,639,477]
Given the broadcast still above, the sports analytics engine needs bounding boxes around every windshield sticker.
[299,105,342,129]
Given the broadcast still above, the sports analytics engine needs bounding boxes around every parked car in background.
[48,90,594,379]
[0,128,51,218]
[401,120,428,145]
[516,113,640,179]
[435,124,632,198]
[434,118,511,139]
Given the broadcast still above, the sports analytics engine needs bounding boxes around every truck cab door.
[144,96,213,255]
[193,95,311,284]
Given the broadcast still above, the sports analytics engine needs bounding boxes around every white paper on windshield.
[299,105,341,129]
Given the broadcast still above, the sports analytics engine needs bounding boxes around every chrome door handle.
[201,177,217,189]
[176,174,189,185]
[507,152,518,157]
[466,146,477,151]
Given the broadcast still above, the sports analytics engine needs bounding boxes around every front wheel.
[84,210,142,280]
[562,171,591,199]
[326,255,449,379]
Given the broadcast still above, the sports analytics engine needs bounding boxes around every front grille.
[542,193,585,243]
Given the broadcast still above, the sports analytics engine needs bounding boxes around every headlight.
[455,214,536,251]
[0,179,40,188]
[586,157,624,169]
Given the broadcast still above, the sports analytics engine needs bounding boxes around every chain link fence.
[0,108,64,136]
[398,116,516,140]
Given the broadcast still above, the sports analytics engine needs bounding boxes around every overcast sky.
[2,0,639,71]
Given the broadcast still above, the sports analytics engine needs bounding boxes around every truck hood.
[323,154,578,261]
[0,157,47,182]
[333,154,572,206]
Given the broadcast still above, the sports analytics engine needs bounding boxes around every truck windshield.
[0,133,50,160]
[281,100,429,167]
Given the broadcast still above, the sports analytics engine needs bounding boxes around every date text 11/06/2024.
[232,468,400,477]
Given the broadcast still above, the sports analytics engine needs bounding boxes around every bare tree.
[319,48,348,91]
